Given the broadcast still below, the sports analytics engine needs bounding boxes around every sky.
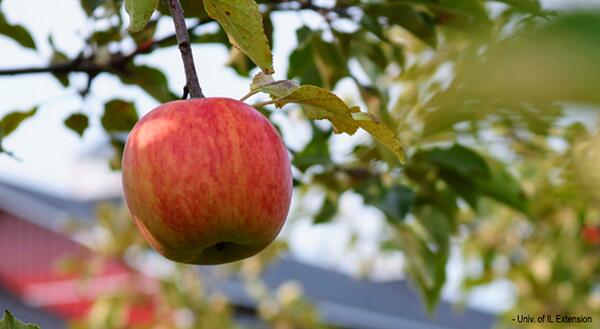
[1,0,599,314]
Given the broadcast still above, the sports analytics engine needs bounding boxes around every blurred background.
[1,0,600,328]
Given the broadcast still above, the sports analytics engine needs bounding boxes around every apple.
[582,226,600,246]
[122,97,292,265]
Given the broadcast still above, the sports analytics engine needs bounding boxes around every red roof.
[0,211,156,325]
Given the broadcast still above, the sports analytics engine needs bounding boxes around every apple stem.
[168,0,205,99]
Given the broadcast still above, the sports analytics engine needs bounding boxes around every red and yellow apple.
[122,97,292,265]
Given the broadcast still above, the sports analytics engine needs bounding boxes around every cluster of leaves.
[2,0,600,327]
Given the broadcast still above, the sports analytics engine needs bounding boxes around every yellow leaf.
[352,112,406,164]
[275,85,359,134]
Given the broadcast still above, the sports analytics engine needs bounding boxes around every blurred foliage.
[0,310,41,329]
[1,0,600,328]
[60,204,328,329]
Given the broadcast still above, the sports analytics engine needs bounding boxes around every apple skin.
[122,97,292,265]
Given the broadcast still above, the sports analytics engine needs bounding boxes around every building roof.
[0,179,496,329]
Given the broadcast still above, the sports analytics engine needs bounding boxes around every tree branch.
[0,1,353,79]
[167,0,204,99]
[0,20,208,77]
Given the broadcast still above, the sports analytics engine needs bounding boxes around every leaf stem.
[239,90,259,102]
[167,0,205,99]
[252,100,278,108]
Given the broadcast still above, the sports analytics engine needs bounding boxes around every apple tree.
[1,0,600,328]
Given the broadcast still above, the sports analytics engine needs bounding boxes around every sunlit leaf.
[204,0,273,74]
[125,0,158,33]
[352,112,406,164]
[267,85,358,134]
[252,82,406,164]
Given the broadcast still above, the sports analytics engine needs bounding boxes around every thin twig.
[0,21,207,77]
[167,0,204,98]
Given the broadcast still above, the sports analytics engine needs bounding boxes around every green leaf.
[203,0,274,74]
[101,100,138,133]
[118,64,177,103]
[310,33,348,89]
[380,185,415,221]
[354,177,414,221]
[157,0,210,20]
[109,138,126,170]
[419,144,490,177]
[0,107,37,137]
[0,12,36,49]
[287,28,323,86]
[351,35,389,83]
[360,15,388,41]
[80,0,104,16]
[125,0,159,33]
[91,26,124,46]
[474,160,529,214]
[411,145,528,214]
[414,204,451,250]
[314,194,338,224]
[397,225,447,313]
[292,123,332,172]
[364,3,437,48]
[0,310,41,329]
[50,50,70,87]
[64,113,89,137]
